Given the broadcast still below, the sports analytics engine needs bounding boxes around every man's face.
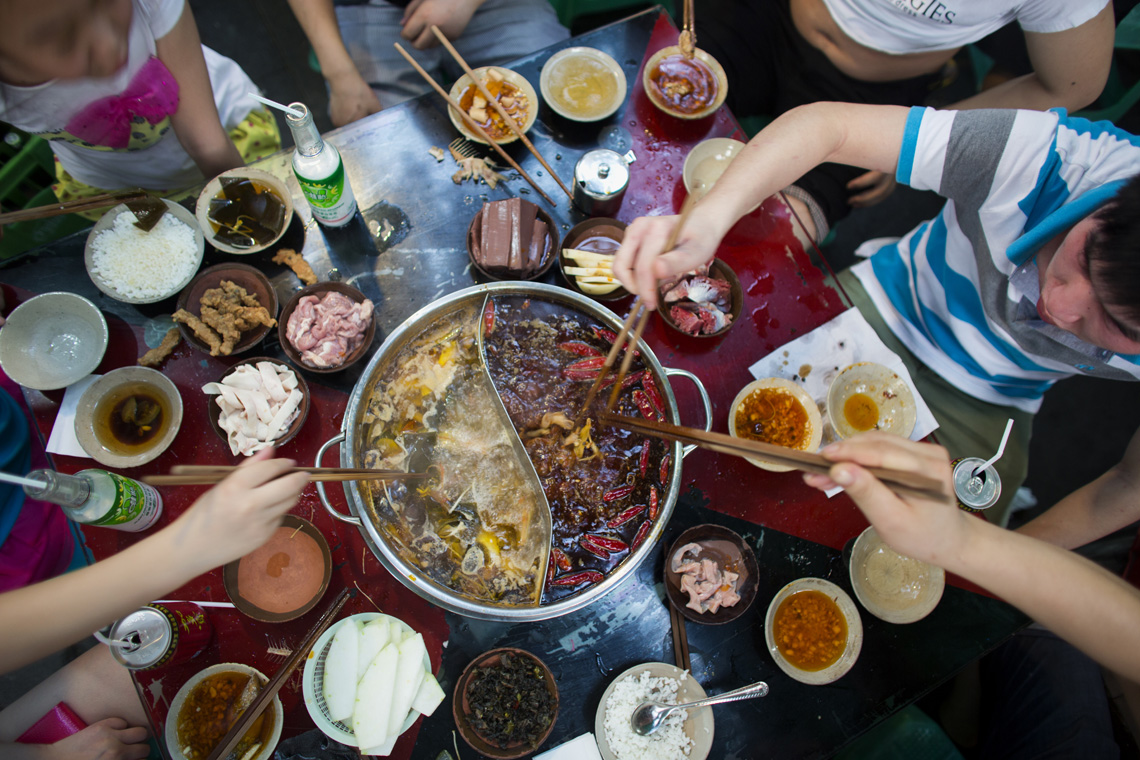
[1037,215,1140,355]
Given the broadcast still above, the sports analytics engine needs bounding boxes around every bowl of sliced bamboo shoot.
[559,217,628,301]
[302,613,445,754]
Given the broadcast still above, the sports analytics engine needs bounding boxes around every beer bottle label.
[90,473,163,531]
[295,161,356,224]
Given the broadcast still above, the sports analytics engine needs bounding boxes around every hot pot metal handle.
[663,367,712,458]
[314,431,362,525]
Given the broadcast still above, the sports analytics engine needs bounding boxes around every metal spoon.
[631,679,769,736]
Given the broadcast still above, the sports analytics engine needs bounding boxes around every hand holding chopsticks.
[143,465,432,487]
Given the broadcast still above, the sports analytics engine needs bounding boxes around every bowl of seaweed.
[453,648,559,758]
[196,168,293,254]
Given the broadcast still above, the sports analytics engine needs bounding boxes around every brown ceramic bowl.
[223,515,332,622]
[466,203,559,282]
[278,282,376,373]
[665,524,758,625]
[658,259,743,338]
[176,263,279,355]
[642,45,729,120]
[206,356,310,454]
[453,648,559,758]
[558,217,629,301]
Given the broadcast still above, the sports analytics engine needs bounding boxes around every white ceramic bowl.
[682,138,747,204]
[765,577,863,685]
[540,47,627,122]
[164,662,283,760]
[0,292,108,390]
[826,362,917,440]
[302,613,430,747]
[195,168,293,255]
[849,526,944,624]
[85,200,205,304]
[595,662,714,760]
[729,378,823,472]
[74,366,183,467]
[641,45,728,120]
[448,67,539,145]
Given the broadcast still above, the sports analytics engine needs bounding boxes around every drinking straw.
[974,418,1014,477]
[248,93,304,118]
[0,471,50,490]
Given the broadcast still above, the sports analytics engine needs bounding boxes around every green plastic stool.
[0,129,89,260]
[835,705,964,760]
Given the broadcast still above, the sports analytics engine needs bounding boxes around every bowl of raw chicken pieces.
[279,283,377,373]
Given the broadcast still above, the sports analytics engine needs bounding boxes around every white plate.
[826,362,917,440]
[765,577,863,685]
[301,612,432,747]
[164,662,282,760]
[594,662,714,760]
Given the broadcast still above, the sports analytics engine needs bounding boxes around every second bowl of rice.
[85,200,205,304]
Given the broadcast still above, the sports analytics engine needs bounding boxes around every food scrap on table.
[137,327,181,368]
[427,145,446,162]
[203,361,303,456]
[671,541,740,614]
[172,281,276,357]
[272,248,317,286]
[661,265,734,335]
[285,291,374,368]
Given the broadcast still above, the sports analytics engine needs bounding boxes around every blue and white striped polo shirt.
[852,107,1140,412]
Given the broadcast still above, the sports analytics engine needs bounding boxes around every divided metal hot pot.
[316,282,710,621]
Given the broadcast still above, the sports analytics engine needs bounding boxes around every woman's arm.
[807,433,1140,682]
[613,102,910,307]
[0,450,308,674]
[155,2,244,180]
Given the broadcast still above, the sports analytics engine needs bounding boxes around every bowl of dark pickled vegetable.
[454,648,559,758]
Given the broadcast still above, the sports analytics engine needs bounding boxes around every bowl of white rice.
[85,200,205,304]
[595,663,714,760]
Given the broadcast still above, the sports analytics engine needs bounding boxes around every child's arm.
[155,2,244,180]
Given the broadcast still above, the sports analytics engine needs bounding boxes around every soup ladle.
[630,679,769,736]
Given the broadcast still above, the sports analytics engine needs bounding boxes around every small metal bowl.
[448,67,539,145]
[0,292,108,391]
[665,524,759,625]
[176,263,279,356]
[278,282,376,373]
[454,647,559,758]
[658,259,743,338]
[165,662,283,760]
[223,515,332,622]
[85,200,205,304]
[558,217,628,301]
[540,46,627,122]
[729,377,823,472]
[642,45,728,120]
[765,577,863,685]
[595,662,715,760]
[849,526,944,624]
[74,367,183,468]
[826,362,917,440]
[195,168,293,255]
[206,357,310,455]
[466,202,559,281]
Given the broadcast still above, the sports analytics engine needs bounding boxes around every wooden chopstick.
[205,588,351,760]
[144,467,430,486]
[600,412,950,502]
[393,43,557,207]
[430,26,573,202]
[605,308,651,412]
[0,190,149,225]
[575,300,644,428]
[670,603,691,671]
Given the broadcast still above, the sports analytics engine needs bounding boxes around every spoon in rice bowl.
[631,679,769,736]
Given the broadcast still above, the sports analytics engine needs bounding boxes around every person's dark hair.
[1087,173,1140,329]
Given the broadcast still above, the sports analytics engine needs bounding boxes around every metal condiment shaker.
[573,149,633,216]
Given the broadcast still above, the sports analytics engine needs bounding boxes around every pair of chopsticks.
[600,412,949,502]
[0,189,149,225]
[670,604,691,671]
[142,465,432,487]
[395,27,571,208]
[205,588,351,760]
[678,0,697,57]
[574,195,699,424]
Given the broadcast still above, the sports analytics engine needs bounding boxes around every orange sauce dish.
[772,589,848,671]
[734,387,811,449]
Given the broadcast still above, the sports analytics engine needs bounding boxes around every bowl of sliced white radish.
[303,613,446,755]
[559,218,628,301]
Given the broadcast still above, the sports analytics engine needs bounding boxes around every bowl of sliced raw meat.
[280,282,377,373]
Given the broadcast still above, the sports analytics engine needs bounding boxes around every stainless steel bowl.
[315,282,710,621]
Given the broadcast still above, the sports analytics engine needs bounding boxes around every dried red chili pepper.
[631,520,651,550]
[639,439,650,477]
[584,533,628,552]
[602,484,635,502]
[621,372,642,390]
[592,326,618,344]
[563,368,602,381]
[547,555,555,584]
[580,535,610,559]
[558,341,603,357]
[659,453,671,484]
[565,356,605,371]
[642,371,665,416]
[632,390,656,420]
[648,485,659,520]
[483,300,495,334]
[550,570,605,586]
[551,547,572,573]
[606,504,646,528]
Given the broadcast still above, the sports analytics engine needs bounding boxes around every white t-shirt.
[0,0,256,190]
[820,0,1109,54]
